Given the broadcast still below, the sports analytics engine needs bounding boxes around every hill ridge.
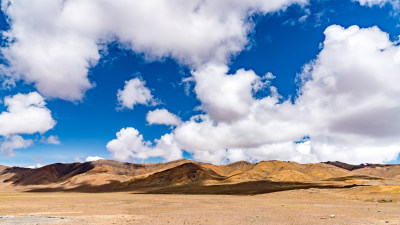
[0,160,398,194]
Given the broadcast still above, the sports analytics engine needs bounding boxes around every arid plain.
[0,160,399,224]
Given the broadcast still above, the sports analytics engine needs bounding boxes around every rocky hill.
[0,159,398,194]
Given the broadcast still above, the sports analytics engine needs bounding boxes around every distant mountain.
[0,165,8,173]
[0,160,398,194]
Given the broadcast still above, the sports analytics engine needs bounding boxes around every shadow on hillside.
[325,175,383,181]
[25,180,363,195]
[140,181,362,195]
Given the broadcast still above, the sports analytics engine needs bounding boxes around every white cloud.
[43,135,61,145]
[18,0,396,164]
[1,135,33,156]
[192,65,263,122]
[109,25,400,165]
[0,0,306,101]
[180,25,400,164]
[117,78,156,110]
[354,0,400,8]
[0,92,56,136]
[106,127,182,162]
[27,163,43,169]
[146,109,182,126]
[85,156,104,162]
[0,92,56,156]
[0,0,99,101]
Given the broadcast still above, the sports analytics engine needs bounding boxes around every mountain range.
[0,160,399,194]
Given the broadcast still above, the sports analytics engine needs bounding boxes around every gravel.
[0,215,77,225]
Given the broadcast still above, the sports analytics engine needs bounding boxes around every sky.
[1,0,400,167]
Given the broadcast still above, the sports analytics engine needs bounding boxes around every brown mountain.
[0,160,398,194]
[130,163,225,186]
[0,165,8,173]
[2,162,94,185]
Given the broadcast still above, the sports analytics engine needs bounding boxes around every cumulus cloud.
[27,163,44,169]
[106,127,182,162]
[117,78,156,110]
[0,92,56,136]
[13,1,395,164]
[1,135,33,156]
[108,25,400,164]
[85,156,104,162]
[146,109,182,126]
[0,0,306,101]
[0,92,56,156]
[0,0,99,101]
[179,25,400,164]
[192,65,263,122]
[43,135,61,145]
[354,0,400,8]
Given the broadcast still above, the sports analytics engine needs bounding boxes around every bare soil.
[0,187,399,224]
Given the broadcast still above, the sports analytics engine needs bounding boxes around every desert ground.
[1,160,400,224]
[0,187,399,225]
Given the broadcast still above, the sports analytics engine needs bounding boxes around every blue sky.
[1,0,400,167]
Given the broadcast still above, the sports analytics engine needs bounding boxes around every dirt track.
[0,187,399,224]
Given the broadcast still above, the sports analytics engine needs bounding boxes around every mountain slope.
[0,165,8,173]
[127,163,226,188]
[0,160,398,194]
[2,162,94,185]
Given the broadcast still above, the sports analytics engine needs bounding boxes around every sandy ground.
[0,188,399,225]
[0,215,78,225]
